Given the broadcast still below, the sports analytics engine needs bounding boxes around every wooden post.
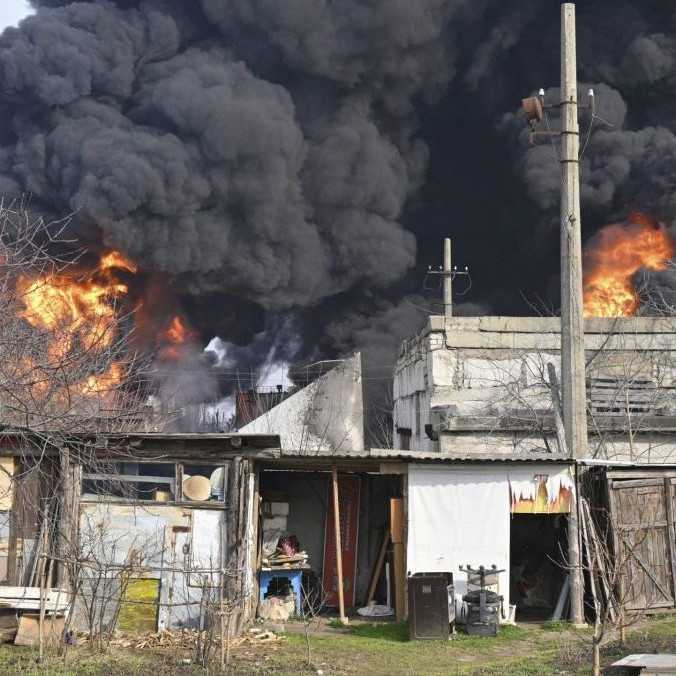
[38,507,47,662]
[663,478,676,602]
[366,528,390,605]
[219,568,226,671]
[225,458,239,595]
[561,2,586,626]
[331,466,347,624]
[390,498,406,622]
[547,363,567,455]
[568,466,585,626]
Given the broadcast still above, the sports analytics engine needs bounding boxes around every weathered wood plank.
[664,478,676,605]
[607,479,663,489]
[611,477,676,611]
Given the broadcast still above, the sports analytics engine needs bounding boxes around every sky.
[0,1,32,30]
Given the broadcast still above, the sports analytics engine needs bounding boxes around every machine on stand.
[460,564,505,637]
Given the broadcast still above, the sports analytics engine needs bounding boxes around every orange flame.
[76,363,125,396]
[158,315,195,360]
[17,250,136,394]
[100,250,138,274]
[165,316,191,345]
[583,213,675,318]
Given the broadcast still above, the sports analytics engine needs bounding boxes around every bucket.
[502,604,517,625]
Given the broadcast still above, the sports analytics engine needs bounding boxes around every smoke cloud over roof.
[0,1,674,406]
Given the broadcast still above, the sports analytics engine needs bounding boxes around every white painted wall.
[241,353,364,451]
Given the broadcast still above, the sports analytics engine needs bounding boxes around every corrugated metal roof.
[273,447,572,464]
[579,459,676,470]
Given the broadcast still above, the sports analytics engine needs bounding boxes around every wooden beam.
[663,478,676,606]
[366,528,390,605]
[608,472,676,480]
[225,458,239,600]
[331,466,347,624]
[390,498,406,622]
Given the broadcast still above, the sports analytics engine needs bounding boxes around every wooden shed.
[586,463,676,612]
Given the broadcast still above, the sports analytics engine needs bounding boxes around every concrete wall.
[241,353,364,452]
[393,316,676,461]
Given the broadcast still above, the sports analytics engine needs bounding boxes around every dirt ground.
[0,615,674,675]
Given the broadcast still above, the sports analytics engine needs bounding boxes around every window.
[180,464,226,502]
[397,427,412,451]
[82,462,227,504]
[82,462,176,502]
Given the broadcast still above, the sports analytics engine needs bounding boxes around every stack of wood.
[261,550,308,568]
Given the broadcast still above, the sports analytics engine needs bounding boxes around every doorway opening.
[510,514,567,622]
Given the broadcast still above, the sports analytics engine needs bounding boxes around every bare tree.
[0,199,153,535]
[0,199,164,659]
[636,262,676,317]
[0,200,150,442]
[299,582,329,669]
[575,497,649,676]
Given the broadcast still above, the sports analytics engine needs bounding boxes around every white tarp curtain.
[407,465,511,612]
[408,463,574,618]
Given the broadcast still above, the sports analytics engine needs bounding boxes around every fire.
[17,250,135,394]
[158,315,195,360]
[76,363,125,396]
[100,250,138,274]
[18,250,134,358]
[165,316,191,345]
[583,213,675,318]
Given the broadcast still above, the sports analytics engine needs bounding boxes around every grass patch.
[348,622,409,642]
[0,616,674,675]
[0,645,188,676]
[541,619,569,631]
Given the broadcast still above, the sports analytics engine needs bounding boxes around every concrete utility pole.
[560,4,588,460]
[443,238,453,318]
[560,2,587,627]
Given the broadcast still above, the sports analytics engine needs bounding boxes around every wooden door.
[609,478,676,611]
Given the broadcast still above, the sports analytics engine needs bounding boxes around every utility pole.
[560,2,587,627]
[427,239,469,318]
[560,3,587,461]
[443,238,452,318]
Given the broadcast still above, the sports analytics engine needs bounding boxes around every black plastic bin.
[408,572,454,640]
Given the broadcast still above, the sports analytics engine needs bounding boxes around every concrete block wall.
[393,316,676,460]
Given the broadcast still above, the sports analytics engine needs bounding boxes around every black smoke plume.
[0,1,674,425]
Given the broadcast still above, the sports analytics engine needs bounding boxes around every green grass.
[541,619,570,631]
[0,616,673,675]
[0,646,166,676]
[248,616,676,675]
[250,622,552,675]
